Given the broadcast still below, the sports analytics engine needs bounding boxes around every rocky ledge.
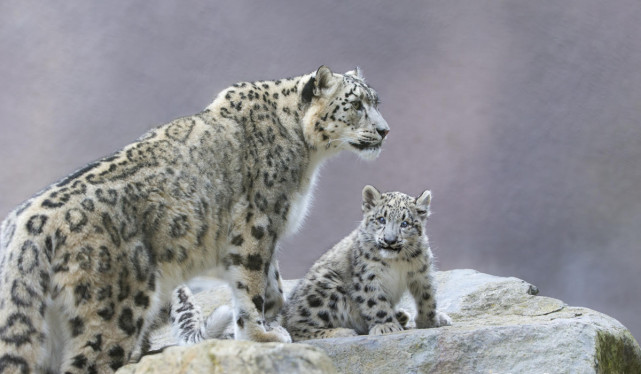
[118,269,641,374]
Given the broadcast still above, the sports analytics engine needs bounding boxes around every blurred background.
[1,1,639,341]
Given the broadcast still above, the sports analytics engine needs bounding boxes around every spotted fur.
[169,286,233,344]
[0,66,389,373]
[282,186,451,341]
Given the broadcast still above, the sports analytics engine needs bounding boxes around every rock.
[302,269,641,374]
[121,270,641,374]
[117,339,338,374]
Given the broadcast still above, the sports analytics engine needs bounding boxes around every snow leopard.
[0,66,389,373]
[282,185,451,341]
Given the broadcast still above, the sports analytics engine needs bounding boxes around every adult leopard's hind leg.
[53,284,145,374]
[0,214,54,373]
[55,236,161,373]
[0,265,49,373]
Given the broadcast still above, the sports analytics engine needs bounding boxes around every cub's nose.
[383,235,398,246]
[377,128,389,139]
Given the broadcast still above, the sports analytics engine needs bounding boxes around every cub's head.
[359,185,431,259]
[301,66,389,160]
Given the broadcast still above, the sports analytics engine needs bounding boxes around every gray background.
[1,1,639,341]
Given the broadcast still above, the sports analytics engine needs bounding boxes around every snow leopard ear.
[362,185,381,212]
[415,190,432,219]
[302,65,336,103]
[345,66,364,80]
[314,65,336,96]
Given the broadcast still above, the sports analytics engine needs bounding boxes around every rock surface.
[118,339,337,374]
[118,270,641,374]
[306,269,641,373]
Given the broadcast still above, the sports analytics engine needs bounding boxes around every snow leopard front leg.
[407,264,451,328]
[224,214,291,343]
[263,256,285,326]
[350,263,404,335]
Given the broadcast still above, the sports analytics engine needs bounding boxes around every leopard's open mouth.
[379,244,401,252]
[349,141,382,151]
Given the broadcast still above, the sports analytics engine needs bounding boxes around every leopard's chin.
[377,244,402,259]
[350,141,382,160]
[380,245,401,252]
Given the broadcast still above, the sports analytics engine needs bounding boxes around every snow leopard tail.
[170,285,234,345]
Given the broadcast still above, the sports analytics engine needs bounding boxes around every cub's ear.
[415,190,432,219]
[302,65,336,103]
[345,66,364,79]
[362,185,381,212]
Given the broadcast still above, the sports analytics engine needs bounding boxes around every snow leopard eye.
[377,217,386,224]
[352,100,363,111]
[400,221,409,228]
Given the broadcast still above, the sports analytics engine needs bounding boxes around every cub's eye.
[400,221,409,228]
[377,217,386,224]
[352,100,363,111]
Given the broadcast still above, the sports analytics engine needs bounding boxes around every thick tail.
[202,305,233,340]
[170,286,233,345]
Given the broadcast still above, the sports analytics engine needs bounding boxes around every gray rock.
[121,270,641,374]
[302,269,641,374]
[118,339,337,374]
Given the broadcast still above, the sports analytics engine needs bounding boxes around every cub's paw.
[368,322,403,336]
[395,308,413,328]
[417,310,452,328]
[434,311,452,327]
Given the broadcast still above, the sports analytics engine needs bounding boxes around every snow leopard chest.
[377,262,411,304]
[283,166,320,237]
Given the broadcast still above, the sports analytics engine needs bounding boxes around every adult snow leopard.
[0,66,389,373]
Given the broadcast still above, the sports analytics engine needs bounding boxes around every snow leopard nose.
[383,234,398,246]
[377,128,389,139]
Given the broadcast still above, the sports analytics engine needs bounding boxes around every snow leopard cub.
[283,185,451,341]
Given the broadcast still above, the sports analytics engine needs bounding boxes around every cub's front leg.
[408,270,451,328]
[351,270,403,336]
[225,217,291,343]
